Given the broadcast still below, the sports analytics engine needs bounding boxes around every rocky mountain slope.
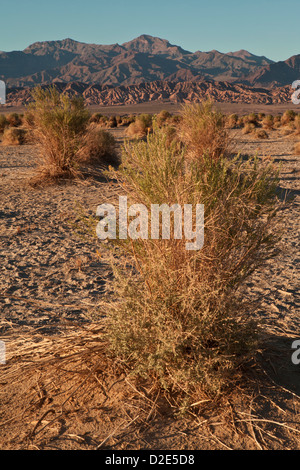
[1,35,298,106]
[246,55,300,86]
[0,35,277,88]
[6,80,292,107]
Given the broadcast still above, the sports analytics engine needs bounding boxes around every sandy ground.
[0,127,299,450]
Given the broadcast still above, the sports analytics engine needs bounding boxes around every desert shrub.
[26,86,90,180]
[22,111,36,143]
[274,115,281,124]
[104,121,280,404]
[255,129,269,139]
[281,110,296,126]
[262,115,274,129]
[258,113,265,120]
[138,113,153,129]
[126,120,148,139]
[121,115,135,127]
[6,112,22,127]
[273,116,282,129]
[242,123,255,135]
[244,113,258,126]
[100,116,110,127]
[226,114,238,129]
[90,113,103,124]
[115,115,122,126]
[237,117,244,128]
[164,124,181,147]
[107,116,117,128]
[156,110,171,127]
[280,126,293,136]
[126,114,153,140]
[294,115,300,134]
[170,115,182,125]
[2,128,27,145]
[0,114,8,133]
[23,110,35,128]
[178,101,229,161]
[78,128,118,165]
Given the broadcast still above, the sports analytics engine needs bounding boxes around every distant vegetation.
[2,103,300,147]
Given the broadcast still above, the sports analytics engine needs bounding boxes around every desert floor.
[2,101,299,117]
[0,125,299,450]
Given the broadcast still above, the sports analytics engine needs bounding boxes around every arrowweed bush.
[103,105,281,406]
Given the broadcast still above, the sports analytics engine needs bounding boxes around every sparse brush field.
[0,98,299,450]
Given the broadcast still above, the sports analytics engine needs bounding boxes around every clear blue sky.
[0,0,298,61]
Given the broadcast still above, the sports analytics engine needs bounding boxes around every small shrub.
[116,115,122,126]
[255,129,269,139]
[281,110,296,126]
[178,101,230,161]
[237,117,244,128]
[226,114,238,129]
[126,115,153,140]
[170,115,182,125]
[274,115,281,124]
[121,115,135,127]
[244,113,258,126]
[2,128,27,145]
[138,113,153,129]
[107,116,117,128]
[242,123,255,135]
[294,115,300,134]
[0,114,8,133]
[78,128,118,165]
[164,124,180,146]
[90,113,103,124]
[262,115,274,129]
[27,86,90,181]
[156,110,171,127]
[23,111,35,128]
[6,113,22,127]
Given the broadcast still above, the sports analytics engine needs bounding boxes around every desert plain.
[0,103,299,450]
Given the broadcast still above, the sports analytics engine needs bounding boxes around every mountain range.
[1,34,299,88]
[6,80,292,107]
